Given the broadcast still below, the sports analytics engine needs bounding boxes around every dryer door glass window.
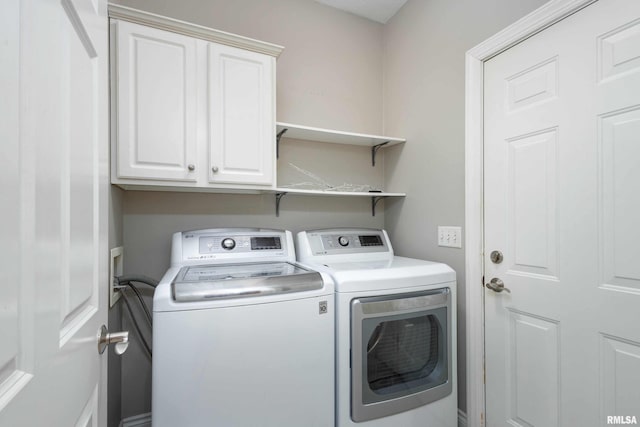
[366,312,446,395]
[350,289,452,422]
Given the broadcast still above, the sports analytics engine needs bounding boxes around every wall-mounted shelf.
[276,122,406,166]
[271,188,406,217]
[274,123,406,216]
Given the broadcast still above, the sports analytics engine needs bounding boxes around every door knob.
[187,164,195,171]
[211,166,219,173]
[486,277,511,293]
[97,325,129,355]
[490,250,504,264]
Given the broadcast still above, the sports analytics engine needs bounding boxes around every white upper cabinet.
[114,21,198,182]
[109,5,282,190]
[208,44,275,185]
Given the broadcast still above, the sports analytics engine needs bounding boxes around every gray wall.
[110,0,386,420]
[107,187,124,427]
[381,0,548,413]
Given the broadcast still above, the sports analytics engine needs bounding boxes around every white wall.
[382,0,548,413]
[110,0,387,420]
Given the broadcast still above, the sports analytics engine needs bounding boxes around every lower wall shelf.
[270,188,406,217]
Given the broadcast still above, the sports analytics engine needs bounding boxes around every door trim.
[464,1,596,426]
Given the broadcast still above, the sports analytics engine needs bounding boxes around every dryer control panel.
[300,229,391,257]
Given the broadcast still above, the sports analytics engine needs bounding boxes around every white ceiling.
[313,0,409,24]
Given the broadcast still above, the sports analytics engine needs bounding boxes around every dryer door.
[351,288,452,422]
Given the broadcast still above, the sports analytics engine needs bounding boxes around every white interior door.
[0,0,109,425]
[484,0,640,425]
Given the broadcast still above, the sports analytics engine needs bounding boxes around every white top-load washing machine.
[153,228,335,427]
[297,228,457,427]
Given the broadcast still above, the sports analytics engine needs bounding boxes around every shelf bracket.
[276,128,288,159]
[371,141,390,166]
[275,191,287,217]
[371,196,385,217]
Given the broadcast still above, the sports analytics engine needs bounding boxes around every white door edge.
[463,1,596,426]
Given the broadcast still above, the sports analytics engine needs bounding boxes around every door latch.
[486,277,511,293]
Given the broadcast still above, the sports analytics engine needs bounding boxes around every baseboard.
[119,412,151,427]
[458,409,468,427]
[120,410,463,427]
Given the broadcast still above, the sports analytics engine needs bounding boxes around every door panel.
[600,334,640,418]
[600,108,640,291]
[115,20,198,182]
[484,0,640,425]
[507,128,557,278]
[506,57,558,112]
[508,310,559,427]
[62,3,101,339]
[0,0,108,424]
[598,20,640,82]
[208,43,275,185]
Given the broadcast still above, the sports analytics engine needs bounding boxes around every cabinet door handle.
[212,166,219,173]
[187,164,195,172]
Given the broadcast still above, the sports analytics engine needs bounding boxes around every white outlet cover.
[438,226,462,248]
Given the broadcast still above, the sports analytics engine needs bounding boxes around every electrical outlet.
[110,247,124,307]
[438,226,462,248]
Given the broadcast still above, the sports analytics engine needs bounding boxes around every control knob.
[338,236,349,247]
[221,238,236,250]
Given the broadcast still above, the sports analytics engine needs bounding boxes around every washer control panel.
[175,229,289,264]
[198,235,282,255]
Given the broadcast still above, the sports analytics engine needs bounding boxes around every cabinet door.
[208,43,275,186]
[114,20,198,182]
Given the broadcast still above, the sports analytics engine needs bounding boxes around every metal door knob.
[211,166,219,173]
[486,277,511,293]
[187,164,195,171]
[97,325,129,355]
[490,250,504,264]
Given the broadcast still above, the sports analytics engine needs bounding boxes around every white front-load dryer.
[297,228,457,427]
[152,228,335,427]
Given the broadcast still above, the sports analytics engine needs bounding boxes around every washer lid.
[172,262,324,302]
